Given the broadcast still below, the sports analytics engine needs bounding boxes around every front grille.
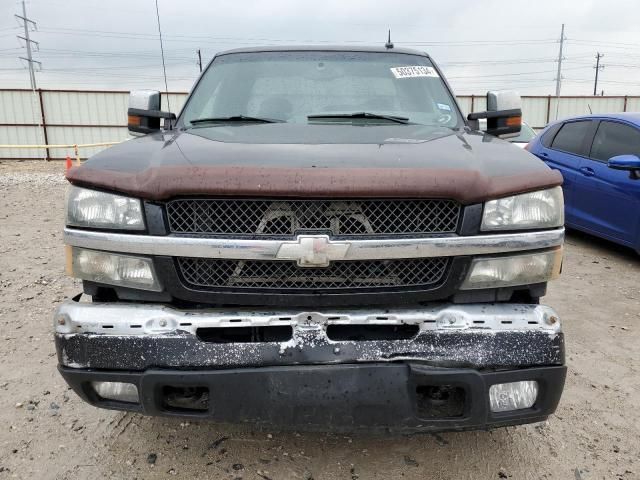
[166,199,460,237]
[177,257,449,291]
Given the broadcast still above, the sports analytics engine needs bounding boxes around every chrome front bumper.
[54,300,564,371]
[63,227,565,261]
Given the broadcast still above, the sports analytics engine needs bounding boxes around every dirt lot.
[0,160,638,480]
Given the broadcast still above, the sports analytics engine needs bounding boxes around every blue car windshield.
[181,51,463,128]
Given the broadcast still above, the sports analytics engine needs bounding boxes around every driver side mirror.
[467,90,522,139]
[608,154,640,180]
[127,90,176,135]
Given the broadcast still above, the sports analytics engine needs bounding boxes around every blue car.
[528,113,640,253]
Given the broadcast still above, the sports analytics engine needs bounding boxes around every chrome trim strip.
[54,301,562,336]
[63,228,564,261]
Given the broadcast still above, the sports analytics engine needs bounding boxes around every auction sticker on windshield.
[390,66,439,79]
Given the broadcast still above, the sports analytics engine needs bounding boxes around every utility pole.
[15,0,40,90]
[197,49,202,73]
[16,0,46,161]
[554,24,565,120]
[593,52,604,96]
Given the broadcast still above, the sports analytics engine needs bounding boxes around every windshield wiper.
[307,112,410,124]
[190,115,285,125]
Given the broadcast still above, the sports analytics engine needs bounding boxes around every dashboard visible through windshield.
[180,51,463,129]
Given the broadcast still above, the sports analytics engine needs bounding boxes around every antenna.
[154,0,171,113]
[385,29,394,49]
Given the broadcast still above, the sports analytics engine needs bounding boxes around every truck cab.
[55,46,566,432]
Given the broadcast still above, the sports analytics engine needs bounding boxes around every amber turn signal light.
[505,115,522,127]
[127,115,141,127]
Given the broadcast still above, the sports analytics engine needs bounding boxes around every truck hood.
[67,123,562,204]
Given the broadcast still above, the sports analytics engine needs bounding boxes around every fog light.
[91,381,139,403]
[461,248,562,290]
[489,380,538,412]
[69,247,161,291]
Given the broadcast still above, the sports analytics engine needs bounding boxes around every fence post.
[470,94,475,113]
[546,95,551,125]
[37,89,50,161]
[623,96,628,112]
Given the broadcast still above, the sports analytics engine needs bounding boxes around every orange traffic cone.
[65,156,72,171]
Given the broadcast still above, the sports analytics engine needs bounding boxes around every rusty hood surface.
[66,123,561,204]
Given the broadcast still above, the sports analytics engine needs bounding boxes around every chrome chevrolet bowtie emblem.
[276,235,350,267]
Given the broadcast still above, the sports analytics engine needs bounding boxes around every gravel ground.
[0,160,638,480]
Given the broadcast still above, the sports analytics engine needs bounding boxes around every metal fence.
[0,89,188,159]
[2,88,640,160]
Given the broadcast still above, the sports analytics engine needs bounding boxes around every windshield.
[180,51,463,128]
[509,122,537,143]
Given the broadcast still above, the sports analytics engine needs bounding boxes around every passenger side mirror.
[608,154,640,180]
[467,90,522,139]
[127,90,176,135]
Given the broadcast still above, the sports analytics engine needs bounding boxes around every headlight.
[67,186,144,230]
[481,187,564,231]
[68,247,161,291]
[461,248,562,290]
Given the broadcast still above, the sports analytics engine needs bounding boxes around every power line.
[442,57,557,66]
[567,40,640,54]
[31,48,193,60]
[33,62,194,71]
[570,38,640,48]
[34,27,559,47]
[594,63,640,69]
[447,66,588,80]
[565,77,640,86]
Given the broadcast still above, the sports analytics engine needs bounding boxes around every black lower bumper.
[59,363,566,433]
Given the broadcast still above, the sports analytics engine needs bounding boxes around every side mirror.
[467,90,522,139]
[127,90,176,135]
[608,154,640,180]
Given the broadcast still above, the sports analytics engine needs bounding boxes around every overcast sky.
[1,0,640,96]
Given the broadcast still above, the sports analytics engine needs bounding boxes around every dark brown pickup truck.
[55,46,566,432]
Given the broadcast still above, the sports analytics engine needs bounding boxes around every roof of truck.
[216,45,430,57]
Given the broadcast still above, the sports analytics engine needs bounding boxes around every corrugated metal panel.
[473,96,487,113]
[3,90,640,160]
[45,126,128,158]
[625,97,640,112]
[551,97,626,121]
[43,91,128,126]
[521,96,550,129]
[456,96,472,116]
[0,90,41,124]
[161,93,189,115]
[0,126,46,159]
[583,97,626,113]
[455,95,486,115]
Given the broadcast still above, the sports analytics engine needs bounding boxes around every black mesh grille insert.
[166,199,460,236]
[177,257,449,291]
